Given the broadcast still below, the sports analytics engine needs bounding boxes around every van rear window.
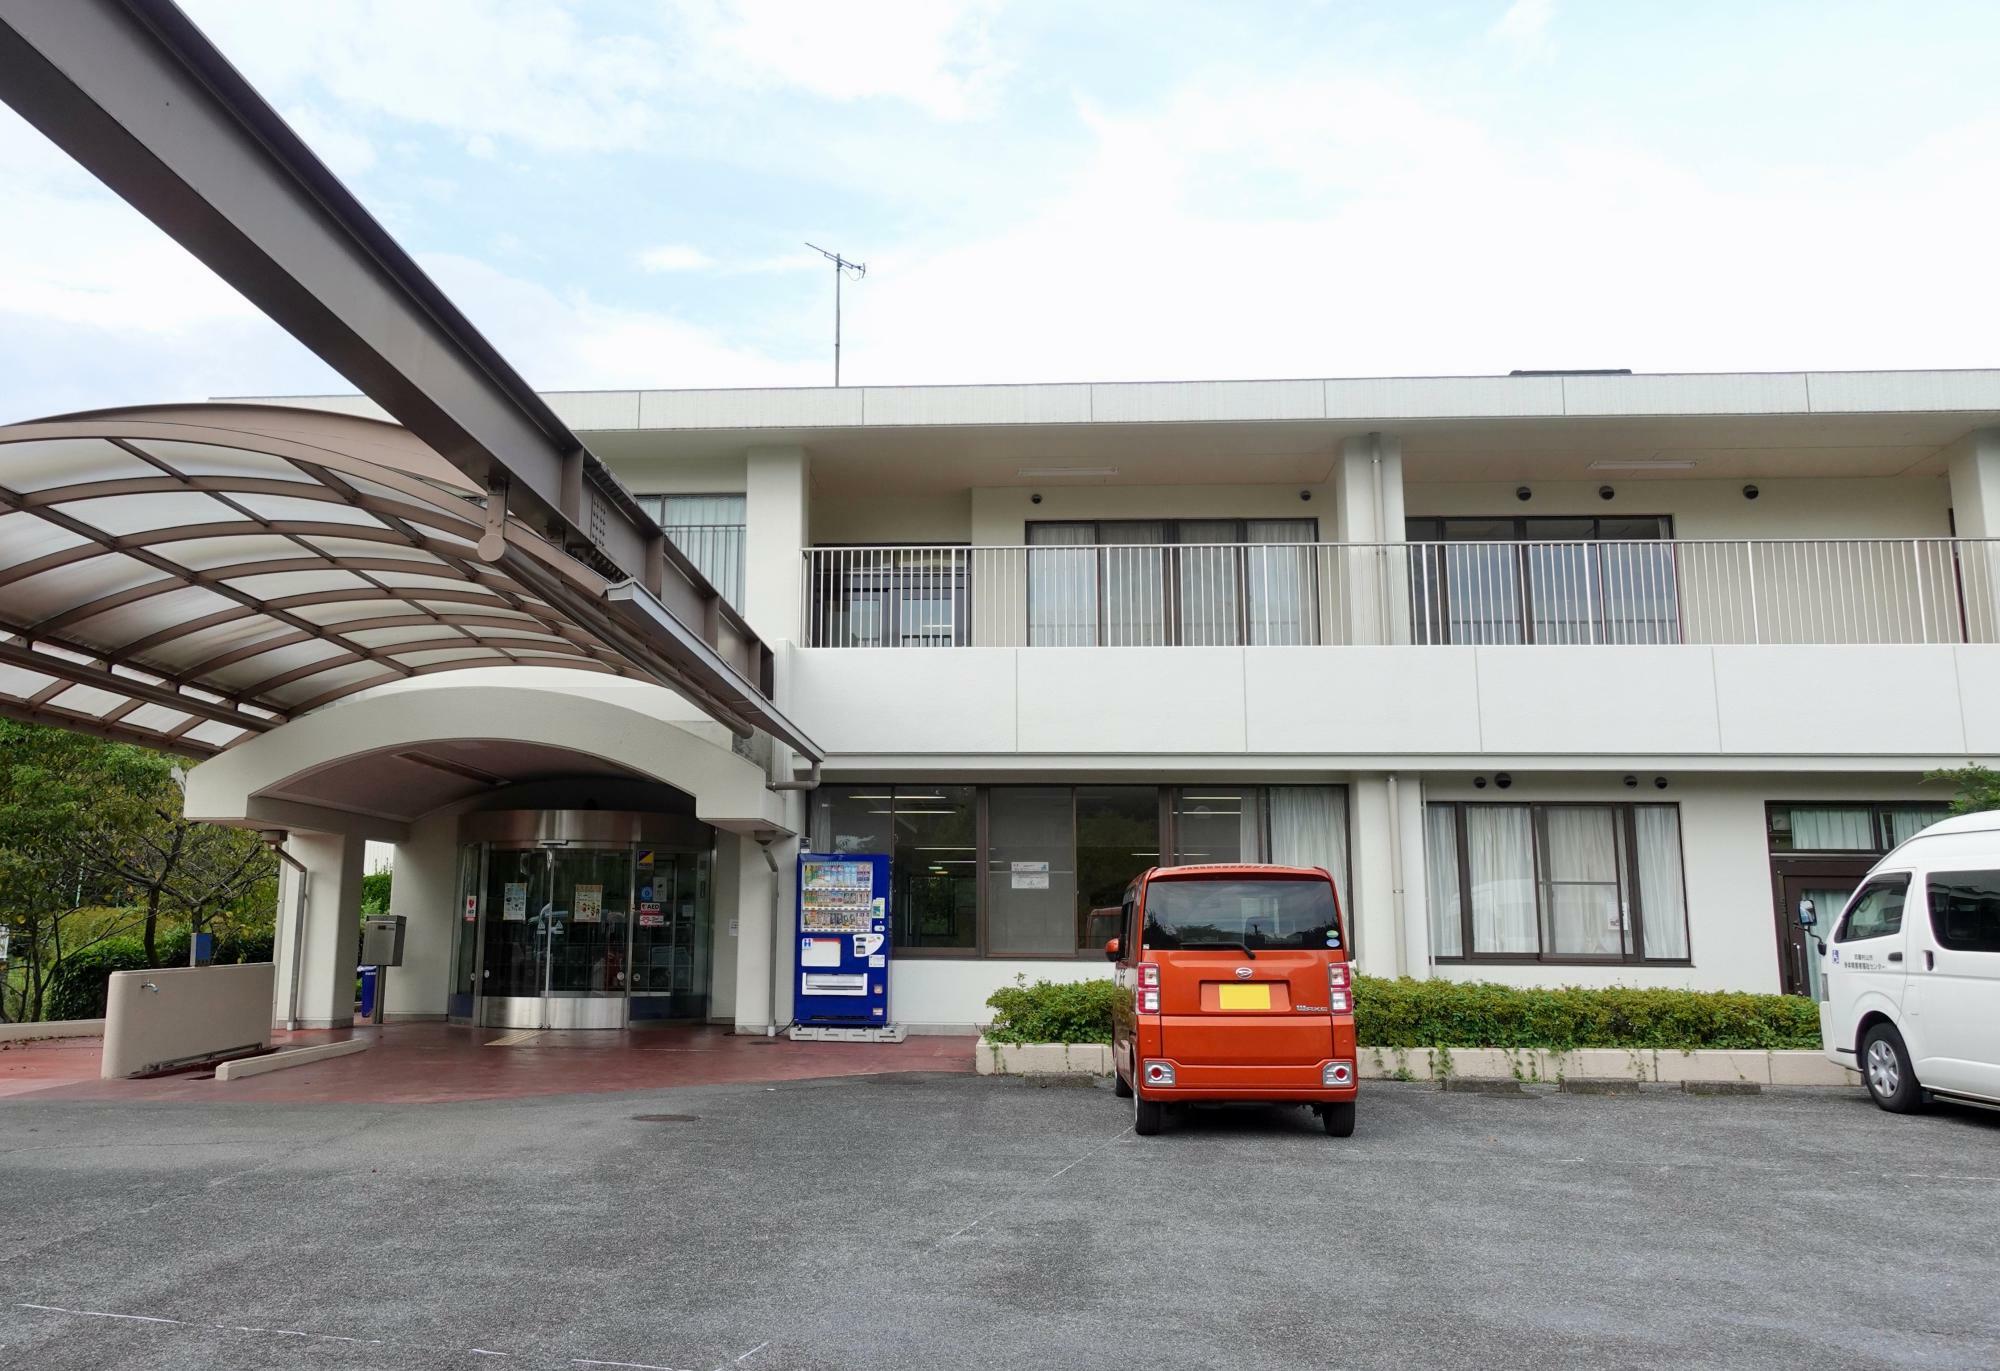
[1144,878,1341,951]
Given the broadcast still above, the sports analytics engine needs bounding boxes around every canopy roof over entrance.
[0,404,763,758]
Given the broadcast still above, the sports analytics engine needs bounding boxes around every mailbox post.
[359,915,406,1025]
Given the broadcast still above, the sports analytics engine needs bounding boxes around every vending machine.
[795,852,891,1027]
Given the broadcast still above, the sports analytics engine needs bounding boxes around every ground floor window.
[810,783,1349,958]
[1425,801,1690,964]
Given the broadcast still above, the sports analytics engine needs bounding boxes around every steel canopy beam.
[0,0,818,762]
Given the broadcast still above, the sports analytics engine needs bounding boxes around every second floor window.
[637,493,746,610]
[1027,518,1320,647]
[1405,516,1675,646]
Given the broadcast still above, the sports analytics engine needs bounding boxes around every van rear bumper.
[1139,1061,1358,1104]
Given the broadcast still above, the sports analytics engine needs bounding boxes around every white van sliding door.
[1910,870,2000,1100]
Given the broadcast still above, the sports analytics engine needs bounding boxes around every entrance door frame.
[1769,856,1876,997]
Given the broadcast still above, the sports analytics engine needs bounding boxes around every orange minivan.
[1107,863,1357,1137]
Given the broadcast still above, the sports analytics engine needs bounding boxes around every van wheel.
[1133,1090,1164,1136]
[1861,1024,1925,1114]
[1322,1102,1356,1137]
[1113,1068,1132,1099]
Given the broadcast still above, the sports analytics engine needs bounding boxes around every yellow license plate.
[1217,983,1271,1011]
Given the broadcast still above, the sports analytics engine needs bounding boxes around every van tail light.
[1138,963,1160,1014]
[1328,961,1351,1013]
[1323,1060,1355,1088]
[1143,1060,1176,1087]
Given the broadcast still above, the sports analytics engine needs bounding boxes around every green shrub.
[980,972,1820,1050]
[985,976,1129,1044]
[43,927,276,1022]
[1353,975,1821,1051]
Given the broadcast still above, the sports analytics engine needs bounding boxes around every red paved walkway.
[0,1022,974,1105]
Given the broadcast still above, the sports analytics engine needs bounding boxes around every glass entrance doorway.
[481,846,634,1028]
[454,809,715,1029]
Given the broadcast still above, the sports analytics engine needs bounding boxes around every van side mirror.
[1103,937,1120,962]
[1796,898,1817,930]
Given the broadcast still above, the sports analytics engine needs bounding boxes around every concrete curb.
[975,1040,1111,1076]
[0,1019,104,1044]
[977,1039,1860,1087]
[214,1037,369,1081]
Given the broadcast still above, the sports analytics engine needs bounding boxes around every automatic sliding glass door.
[477,845,632,1029]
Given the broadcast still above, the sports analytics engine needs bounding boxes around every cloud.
[182,0,667,153]
[1491,0,1555,58]
[416,253,822,390]
[637,244,717,273]
[678,0,1007,120]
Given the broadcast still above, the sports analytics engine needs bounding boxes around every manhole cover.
[629,1113,700,1123]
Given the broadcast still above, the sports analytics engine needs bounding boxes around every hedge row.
[44,928,277,1022]
[983,974,1821,1050]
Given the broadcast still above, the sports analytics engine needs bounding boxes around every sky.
[3,0,1999,421]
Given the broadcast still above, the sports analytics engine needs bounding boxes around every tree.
[1923,763,2000,817]
[0,722,277,1021]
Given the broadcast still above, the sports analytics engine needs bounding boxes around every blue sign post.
[795,853,891,1028]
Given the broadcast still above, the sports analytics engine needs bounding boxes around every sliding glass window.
[810,786,977,951]
[1027,519,1320,647]
[1425,801,1690,964]
[1407,516,1676,646]
[814,783,1350,959]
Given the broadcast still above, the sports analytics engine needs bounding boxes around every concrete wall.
[892,958,1111,1032]
[789,643,2000,766]
[387,812,456,1020]
[814,489,972,544]
[970,482,1338,546]
[101,964,275,1078]
[1405,476,1953,540]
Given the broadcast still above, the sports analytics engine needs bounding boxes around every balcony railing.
[801,538,2000,648]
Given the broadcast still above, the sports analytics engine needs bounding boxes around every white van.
[1816,810,2000,1113]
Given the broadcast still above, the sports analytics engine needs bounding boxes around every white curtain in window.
[1634,806,1690,960]
[1787,808,1874,850]
[1100,522,1167,646]
[1882,807,1947,847]
[1467,806,1538,954]
[1541,807,1623,956]
[1269,787,1350,915]
[1177,520,1242,646]
[1425,805,1463,958]
[1247,519,1317,646]
[1027,523,1097,646]
[656,494,747,609]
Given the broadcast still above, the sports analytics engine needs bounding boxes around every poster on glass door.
[502,882,528,921]
[574,884,603,923]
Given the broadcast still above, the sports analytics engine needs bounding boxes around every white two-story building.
[9,368,1999,1033]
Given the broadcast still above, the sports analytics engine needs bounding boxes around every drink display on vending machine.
[795,852,890,1028]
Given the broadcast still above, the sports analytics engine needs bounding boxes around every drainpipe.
[755,833,789,1037]
[260,831,310,1031]
[1384,778,1408,979]
[767,759,821,792]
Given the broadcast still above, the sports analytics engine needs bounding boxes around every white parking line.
[9,1300,727,1371]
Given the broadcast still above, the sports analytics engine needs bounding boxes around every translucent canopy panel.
[0,405,648,756]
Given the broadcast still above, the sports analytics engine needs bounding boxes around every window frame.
[1833,874,1911,944]
[1429,799,1693,967]
[810,782,1349,960]
[1765,801,1951,855]
[1404,515,1678,646]
[1026,518,1322,647]
[806,542,974,649]
[1926,869,2000,953]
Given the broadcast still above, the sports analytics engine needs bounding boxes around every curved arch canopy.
[0,405,777,757]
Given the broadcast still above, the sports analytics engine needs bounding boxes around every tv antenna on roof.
[805,242,865,386]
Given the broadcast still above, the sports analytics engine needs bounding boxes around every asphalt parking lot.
[0,1075,1996,1371]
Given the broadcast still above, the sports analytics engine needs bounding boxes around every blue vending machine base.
[795,852,891,1028]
